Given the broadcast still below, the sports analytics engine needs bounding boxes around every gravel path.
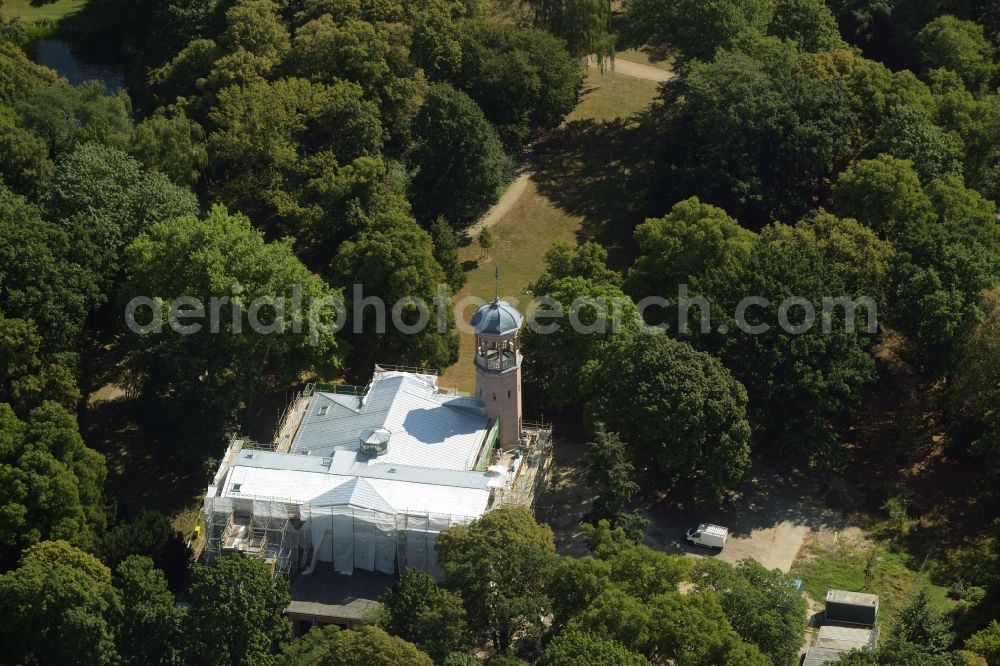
[467,56,674,236]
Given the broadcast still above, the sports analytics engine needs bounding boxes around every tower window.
[493,393,496,400]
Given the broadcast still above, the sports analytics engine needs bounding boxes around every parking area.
[536,441,851,573]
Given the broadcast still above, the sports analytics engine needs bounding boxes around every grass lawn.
[0,0,85,22]
[791,532,953,633]
[439,67,662,393]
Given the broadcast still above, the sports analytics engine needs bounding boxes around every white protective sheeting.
[297,505,477,576]
[332,509,354,574]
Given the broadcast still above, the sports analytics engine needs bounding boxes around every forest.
[0,0,999,664]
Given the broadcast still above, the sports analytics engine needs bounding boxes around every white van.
[686,523,728,549]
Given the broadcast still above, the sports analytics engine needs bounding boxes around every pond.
[28,38,125,92]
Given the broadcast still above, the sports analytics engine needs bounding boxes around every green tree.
[624,0,773,62]
[654,37,858,228]
[379,569,468,661]
[0,402,107,570]
[925,174,998,226]
[478,228,494,258]
[121,207,344,432]
[570,587,654,653]
[0,186,99,351]
[691,558,807,666]
[894,588,954,654]
[410,84,510,228]
[648,590,771,666]
[455,20,581,148]
[98,0,227,72]
[279,624,433,666]
[46,143,199,294]
[101,510,191,592]
[603,540,690,601]
[696,230,878,460]
[831,636,954,664]
[764,211,895,308]
[113,556,185,665]
[431,216,466,290]
[547,555,613,628]
[797,47,935,139]
[219,0,290,62]
[288,12,427,152]
[15,81,133,157]
[541,629,650,666]
[130,107,208,188]
[332,212,460,374]
[184,554,291,666]
[587,332,751,503]
[965,620,1000,665]
[0,313,80,416]
[0,541,120,665]
[868,105,964,182]
[914,16,996,93]
[891,213,1000,377]
[0,123,55,197]
[436,506,556,652]
[626,197,756,315]
[206,76,385,256]
[533,241,622,294]
[584,424,646,541]
[831,155,935,239]
[521,0,615,62]
[521,275,639,409]
[767,0,845,52]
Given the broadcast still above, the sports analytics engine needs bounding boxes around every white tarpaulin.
[291,503,482,578]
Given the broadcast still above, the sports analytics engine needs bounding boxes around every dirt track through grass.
[439,65,664,393]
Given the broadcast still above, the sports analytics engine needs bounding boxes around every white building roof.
[211,370,497,520]
[221,464,491,518]
[290,371,489,471]
[826,590,879,607]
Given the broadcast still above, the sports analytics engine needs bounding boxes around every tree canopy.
[437,506,556,652]
[587,331,752,504]
[0,541,120,665]
[0,402,106,570]
[121,206,344,431]
[279,625,433,666]
[410,83,510,228]
[183,554,291,666]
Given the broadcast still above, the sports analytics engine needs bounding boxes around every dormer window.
[318,405,329,416]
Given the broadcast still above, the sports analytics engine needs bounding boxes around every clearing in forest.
[440,64,665,392]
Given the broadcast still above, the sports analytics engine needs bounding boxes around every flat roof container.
[803,646,849,666]
[825,590,879,627]
[814,625,876,651]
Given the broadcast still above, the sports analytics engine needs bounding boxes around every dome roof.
[470,298,523,337]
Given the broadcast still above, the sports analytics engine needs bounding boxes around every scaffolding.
[204,496,300,579]
[492,424,553,509]
[300,506,479,578]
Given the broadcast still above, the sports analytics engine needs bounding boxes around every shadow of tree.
[84,398,207,521]
[531,115,661,270]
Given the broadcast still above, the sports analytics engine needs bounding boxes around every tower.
[470,297,524,448]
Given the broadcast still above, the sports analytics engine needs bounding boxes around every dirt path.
[466,170,533,237]
[589,55,676,83]
[466,56,674,238]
